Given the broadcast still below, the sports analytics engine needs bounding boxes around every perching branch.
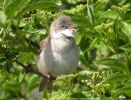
[15,60,56,80]
[15,38,57,80]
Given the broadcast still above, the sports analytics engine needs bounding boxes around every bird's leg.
[45,73,54,91]
[39,73,54,92]
[46,73,56,80]
[46,73,53,85]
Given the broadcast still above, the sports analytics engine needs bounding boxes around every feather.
[39,36,50,53]
[39,77,53,92]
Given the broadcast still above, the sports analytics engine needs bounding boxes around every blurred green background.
[0,0,131,99]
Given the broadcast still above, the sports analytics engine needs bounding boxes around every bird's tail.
[39,77,53,92]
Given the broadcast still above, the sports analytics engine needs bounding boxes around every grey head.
[50,16,75,39]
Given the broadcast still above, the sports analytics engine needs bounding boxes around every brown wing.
[39,36,50,54]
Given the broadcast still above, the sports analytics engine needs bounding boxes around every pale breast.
[37,38,79,76]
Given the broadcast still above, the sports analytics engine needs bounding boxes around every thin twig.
[15,60,56,80]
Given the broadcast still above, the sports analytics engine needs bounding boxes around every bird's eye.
[60,25,66,29]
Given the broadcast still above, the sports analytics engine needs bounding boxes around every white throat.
[51,29,74,39]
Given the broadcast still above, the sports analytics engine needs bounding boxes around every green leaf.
[98,59,127,72]
[19,1,58,16]
[0,11,7,27]
[2,82,21,92]
[122,22,131,41]
[43,90,49,99]
[120,43,131,52]
[27,75,39,92]
[19,52,35,63]
[86,3,94,25]
[112,84,131,97]
[99,9,119,19]
[4,1,18,19]
[70,92,87,98]
[4,0,32,19]
[104,72,128,83]
[19,72,25,82]
[75,33,84,45]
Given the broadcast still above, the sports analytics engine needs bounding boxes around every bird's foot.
[46,73,56,80]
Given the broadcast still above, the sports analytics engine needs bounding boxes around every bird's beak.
[61,29,75,37]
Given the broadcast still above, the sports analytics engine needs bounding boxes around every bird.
[37,15,79,91]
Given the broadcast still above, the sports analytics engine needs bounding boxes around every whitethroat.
[37,16,80,91]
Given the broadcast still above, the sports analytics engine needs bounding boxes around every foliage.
[0,0,131,99]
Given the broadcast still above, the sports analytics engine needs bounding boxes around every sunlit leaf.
[27,75,39,92]
[19,72,25,82]
[104,72,128,83]
[19,52,35,63]
[0,11,7,27]
[86,3,94,25]
[4,0,31,19]
[4,1,18,19]
[19,1,58,16]
[99,9,119,19]
[122,22,131,41]
[98,59,127,72]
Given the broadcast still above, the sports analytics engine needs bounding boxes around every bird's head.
[50,16,75,39]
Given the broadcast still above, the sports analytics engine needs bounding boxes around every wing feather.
[39,36,50,53]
